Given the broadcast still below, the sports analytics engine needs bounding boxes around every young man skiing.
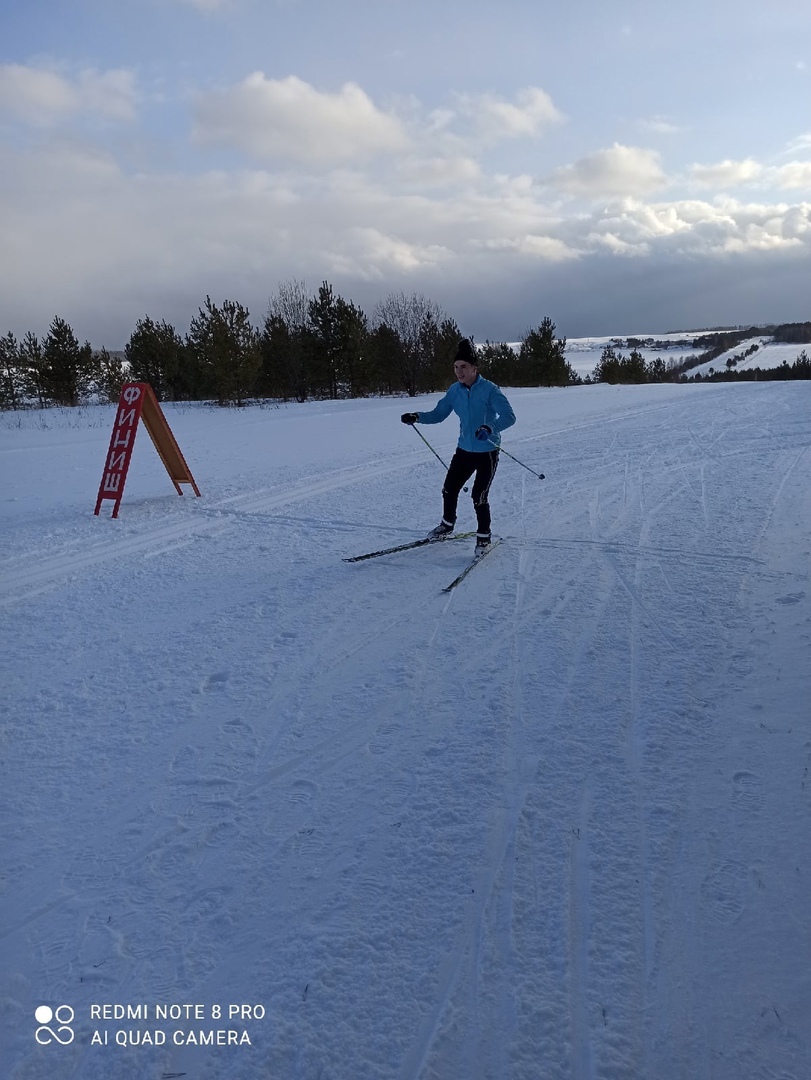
[401,338,516,552]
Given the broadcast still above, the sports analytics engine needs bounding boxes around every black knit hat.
[454,338,477,365]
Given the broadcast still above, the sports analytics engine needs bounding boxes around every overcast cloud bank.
[1,2,809,346]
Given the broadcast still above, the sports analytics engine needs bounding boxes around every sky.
[1,0,810,348]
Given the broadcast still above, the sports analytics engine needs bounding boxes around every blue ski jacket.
[416,375,516,453]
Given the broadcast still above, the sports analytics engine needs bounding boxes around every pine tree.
[41,317,93,406]
[647,356,667,382]
[620,348,647,383]
[592,346,650,384]
[519,317,570,386]
[478,341,518,385]
[187,297,260,406]
[332,294,370,398]
[416,311,439,395]
[367,323,403,397]
[592,345,623,384]
[260,280,311,402]
[19,332,47,407]
[0,332,22,410]
[307,282,339,399]
[259,314,297,401]
[430,317,462,390]
[90,348,126,402]
[126,317,185,400]
[794,350,811,379]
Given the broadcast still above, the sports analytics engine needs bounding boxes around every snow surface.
[562,334,810,381]
[564,335,710,379]
[690,339,810,379]
[2,382,811,1079]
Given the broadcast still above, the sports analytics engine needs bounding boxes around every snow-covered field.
[690,339,809,379]
[564,333,712,379]
[2,381,810,1080]
[563,333,809,380]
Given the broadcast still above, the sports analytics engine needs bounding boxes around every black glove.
[475,424,493,441]
[401,413,419,425]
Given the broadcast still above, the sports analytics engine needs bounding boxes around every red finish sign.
[94,383,200,518]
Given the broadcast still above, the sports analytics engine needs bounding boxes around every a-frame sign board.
[94,382,201,518]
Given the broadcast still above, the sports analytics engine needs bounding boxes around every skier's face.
[454,360,478,386]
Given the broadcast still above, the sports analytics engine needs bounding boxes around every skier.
[401,338,516,552]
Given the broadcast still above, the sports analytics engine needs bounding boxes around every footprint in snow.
[732,770,764,813]
[775,591,805,606]
[367,725,396,756]
[700,862,748,923]
[289,779,318,805]
[200,671,230,692]
[380,771,417,817]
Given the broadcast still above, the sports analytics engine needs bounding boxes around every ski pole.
[410,425,469,491]
[488,439,545,480]
[412,424,449,470]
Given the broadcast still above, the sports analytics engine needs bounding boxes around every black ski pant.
[441,448,499,535]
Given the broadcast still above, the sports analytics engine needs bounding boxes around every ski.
[442,538,503,592]
[343,531,476,563]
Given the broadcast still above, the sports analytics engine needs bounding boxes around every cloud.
[774,162,811,189]
[193,74,411,164]
[395,155,482,188]
[638,116,683,135]
[335,228,453,276]
[0,64,137,125]
[689,159,763,188]
[782,132,811,156]
[480,234,575,261]
[1,131,810,347]
[687,156,811,192]
[546,144,668,198]
[573,197,810,258]
[453,87,564,143]
[192,79,563,168]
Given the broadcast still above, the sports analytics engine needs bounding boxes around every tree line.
[689,352,811,383]
[585,325,811,385]
[0,318,124,411]
[0,283,578,409]
[2,288,809,410]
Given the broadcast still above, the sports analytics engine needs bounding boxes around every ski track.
[570,781,595,1080]
[2,383,810,1079]
[0,451,425,605]
[407,518,538,1080]
[405,420,675,1079]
